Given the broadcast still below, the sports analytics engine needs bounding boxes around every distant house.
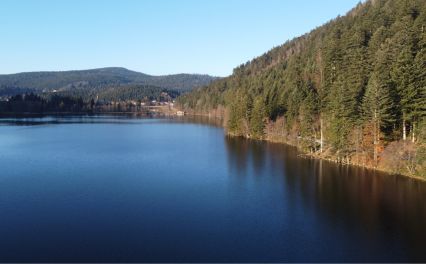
[176,111,185,116]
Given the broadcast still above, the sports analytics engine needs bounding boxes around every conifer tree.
[250,97,267,138]
[362,72,396,164]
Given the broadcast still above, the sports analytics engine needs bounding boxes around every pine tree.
[390,22,417,141]
[250,97,267,138]
[327,76,358,157]
[362,71,396,165]
[299,80,319,151]
[411,23,426,143]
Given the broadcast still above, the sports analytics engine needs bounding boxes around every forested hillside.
[0,85,177,114]
[0,67,217,97]
[49,84,179,103]
[178,0,426,178]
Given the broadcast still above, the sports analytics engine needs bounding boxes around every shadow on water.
[225,136,426,262]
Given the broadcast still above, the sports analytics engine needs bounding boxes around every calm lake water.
[0,115,425,262]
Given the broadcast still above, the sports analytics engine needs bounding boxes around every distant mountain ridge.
[0,67,218,96]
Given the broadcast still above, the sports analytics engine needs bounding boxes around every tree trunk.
[373,110,378,166]
[403,115,407,141]
[355,126,360,165]
[412,122,415,143]
[320,117,324,153]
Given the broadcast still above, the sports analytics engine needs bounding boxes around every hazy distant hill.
[0,67,218,96]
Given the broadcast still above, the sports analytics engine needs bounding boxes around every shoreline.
[2,110,424,182]
[0,111,169,118]
[180,110,425,182]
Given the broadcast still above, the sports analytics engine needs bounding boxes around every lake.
[0,115,425,262]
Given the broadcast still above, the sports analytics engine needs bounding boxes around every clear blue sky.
[0,0,361,77]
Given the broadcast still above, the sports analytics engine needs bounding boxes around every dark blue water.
[0,116,425,262]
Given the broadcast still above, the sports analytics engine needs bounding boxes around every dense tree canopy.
[178,0,426,177]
